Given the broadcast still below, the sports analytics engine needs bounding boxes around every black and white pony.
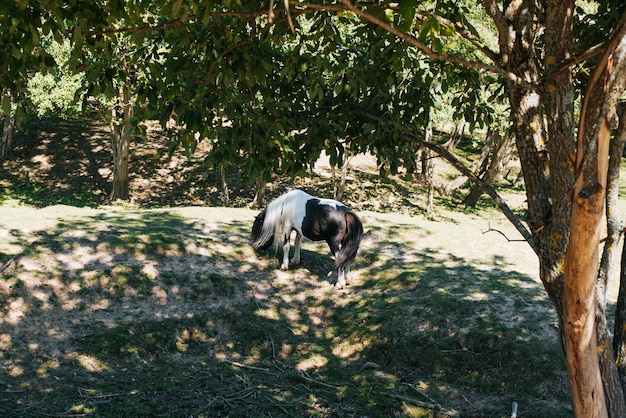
[251,189,363,289]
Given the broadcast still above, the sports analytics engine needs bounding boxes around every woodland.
[2,1,626,416]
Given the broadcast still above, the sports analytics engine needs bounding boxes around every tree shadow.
[0,209,571,417]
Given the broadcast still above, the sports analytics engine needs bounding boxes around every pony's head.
[251,209,274,250]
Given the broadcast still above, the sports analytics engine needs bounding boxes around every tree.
[0,0,62,159]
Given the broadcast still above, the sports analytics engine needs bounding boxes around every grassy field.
[0,118,580,416]
[0,200,571,417]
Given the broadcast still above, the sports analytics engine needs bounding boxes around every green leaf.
[399,0,417,31]
[2,95,11,115]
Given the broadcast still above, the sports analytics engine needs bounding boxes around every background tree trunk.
[424,123,434,215]
[442,119,465,151]
[110,86,132,201]
[1,111,14,161]
[463,129,513,206]
[252,176,266,209]
[221,165,231,206]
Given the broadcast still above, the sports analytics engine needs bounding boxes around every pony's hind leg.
[335,263,352,289]
[335,267,347,289]
[290,232,302,265]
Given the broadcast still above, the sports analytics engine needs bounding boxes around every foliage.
[26,38,85,118]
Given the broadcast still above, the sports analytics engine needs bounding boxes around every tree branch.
[335,0,537,91]
[398,130,537,254]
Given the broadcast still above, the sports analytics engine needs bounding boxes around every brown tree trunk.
[612,108,626,393]
[334,149,351,201]
[1,111,14,161]
[564,12,626,416]
[616,243,626,391]
[442,119,464,151]
[563,120,609,418]
[463,129,513,206]
[424,123,434,215]
[444,127,492,195]
[110,87,132,201]
[252,176,266,208]
[221,165,231,206]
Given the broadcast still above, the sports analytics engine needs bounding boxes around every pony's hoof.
[280,264,289,271]
[335,281,346,290]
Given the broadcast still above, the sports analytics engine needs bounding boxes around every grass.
[0,117,580,416]
[0,204,570,417]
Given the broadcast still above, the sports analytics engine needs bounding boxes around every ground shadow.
[0,209,572,417]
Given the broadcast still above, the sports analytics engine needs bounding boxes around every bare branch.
[482,222,528,243]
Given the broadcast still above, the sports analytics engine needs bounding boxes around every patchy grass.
[0,204,570,417]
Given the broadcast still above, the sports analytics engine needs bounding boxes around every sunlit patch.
[256,307,280,320]
[6,297,27,324]
[297,354,328,371]
[74,354,109,373]
[142,262,159,279]
[0,333,12,350]
[464,292,490,301]
[36,358,60,378]
[9,364,24,377]
[152,285,168,305]
[332,339,363,359]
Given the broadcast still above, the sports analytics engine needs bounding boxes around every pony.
[251,189,363,289]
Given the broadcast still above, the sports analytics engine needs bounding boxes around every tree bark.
[252,176,266,208]
[110,86,132,201]
[598,105,626,416]
[442,119,464,151]
[613,108,626,394]
[564,12,626,416]
[463,129,513,206]
[221,165,231,206]
[424,123,434,215]
[1,111,14,161]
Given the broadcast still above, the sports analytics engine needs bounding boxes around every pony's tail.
[251,209,275,250]
[335,211,363,270]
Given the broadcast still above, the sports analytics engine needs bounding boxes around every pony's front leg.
[280,232,290,270]
[290,232,302,266]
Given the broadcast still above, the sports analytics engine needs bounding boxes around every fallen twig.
[224,359,272,373]
[389,392,458,416]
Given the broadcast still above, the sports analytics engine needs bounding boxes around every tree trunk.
[563,121,609,418]
[252,176,266,208]
[221,165,231,206]
[424,123,434,215]
[335,150,350,201]
[463,129,513,206]
[444,127,492,195]
[616,243,626,392]
[597,105,626,415]
[564,13,626,416]
[613,108,626,393]
[1,111,14,161]
[442,119,464,151]
[110,87,132,201]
